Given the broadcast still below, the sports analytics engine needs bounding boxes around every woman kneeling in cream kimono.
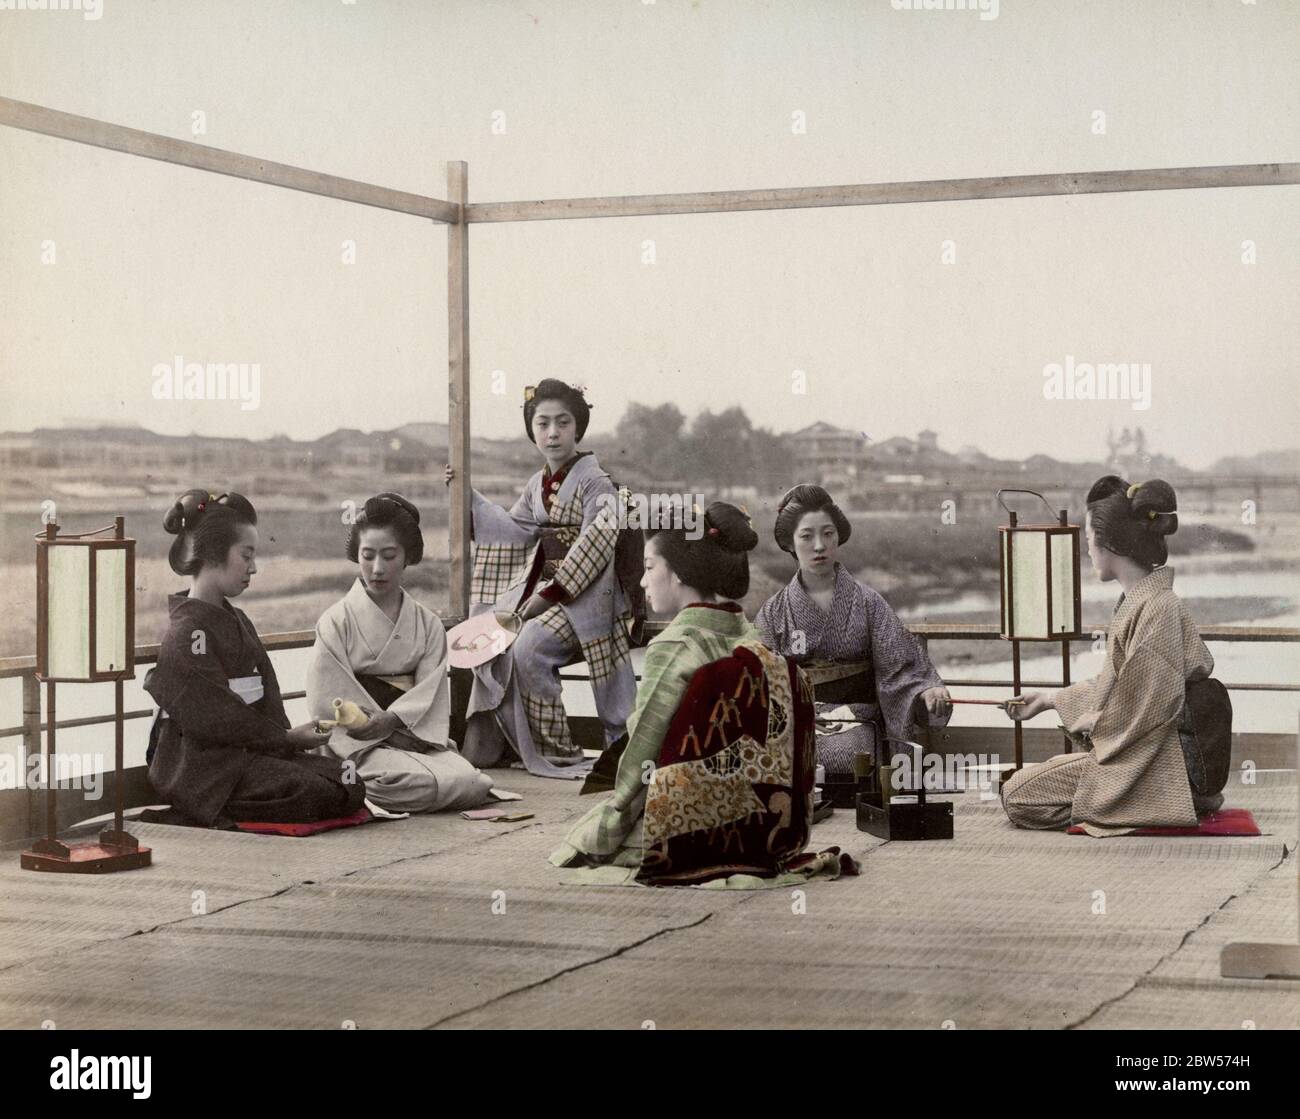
[308,494,494,813]
[1002,477,1218,836]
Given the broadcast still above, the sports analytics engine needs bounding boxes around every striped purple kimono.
[755,562,947,775]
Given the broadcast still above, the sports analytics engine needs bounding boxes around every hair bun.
[367,492,420,525]
[705,501,758,554]
[163,488,215,535]
[1128,479,1178,536]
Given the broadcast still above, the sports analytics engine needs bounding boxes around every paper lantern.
[24,518,150,874]
[995,489,1084,773]
[997,491,1082,641]
[37,521,134,682]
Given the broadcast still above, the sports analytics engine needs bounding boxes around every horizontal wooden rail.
[466,163,1300,223]
[2,623,1296,741]
[0,96,459,223]
[3,621,1296,679]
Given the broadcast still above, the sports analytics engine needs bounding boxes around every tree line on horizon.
[604,403,793,492]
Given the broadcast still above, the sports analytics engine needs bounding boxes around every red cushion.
[235,808,373,836]
[1067,809,1260,837]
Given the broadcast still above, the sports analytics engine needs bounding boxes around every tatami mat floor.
[0,771,1295,1029]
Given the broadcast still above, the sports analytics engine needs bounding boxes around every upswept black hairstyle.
[346,493,424,565]
[773,483,852,556]
[1085,475,1179,569]
[645,500,758,601]
[163,488,258,576]
[522,379,591,444]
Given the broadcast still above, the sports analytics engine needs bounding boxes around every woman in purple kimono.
[144,489,366,827]
[444,380,637,779]
[755,484,952,776]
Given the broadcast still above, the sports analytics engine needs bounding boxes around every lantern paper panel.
[1005,531,1044,638]
[95,547,128,675]
[1049,532,1077,638]
[46,545,91,679]
[1001,528,1080,640]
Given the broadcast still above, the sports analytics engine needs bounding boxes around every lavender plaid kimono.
[755,562,947,775]
[462,452,636,779]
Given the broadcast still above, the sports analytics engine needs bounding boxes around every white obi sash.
[228,675,265,705]
[155,674,265,721]
[151,674,265,742]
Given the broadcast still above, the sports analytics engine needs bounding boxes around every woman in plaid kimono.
[755,485,952,776]
[445,381,636,779]
[1002,477,1216,836]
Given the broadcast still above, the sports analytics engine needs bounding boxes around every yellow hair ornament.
[523,385,536,402]
[1126,482,1143,499]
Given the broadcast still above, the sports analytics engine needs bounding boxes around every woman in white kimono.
[307,494,495,814]
[1002,477,1221,836]
[755,485,952,777]
[443,380,637,780]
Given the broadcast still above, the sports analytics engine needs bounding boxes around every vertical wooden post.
[447,161,471,619]
[45,680,56,840]
[1011,640,1023,771]
[30,680,70,857]
[1061,638,1072,754]
[22,672,40,840]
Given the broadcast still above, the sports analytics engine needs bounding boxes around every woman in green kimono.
[1002,477,1220,836]
[551,501,854,885]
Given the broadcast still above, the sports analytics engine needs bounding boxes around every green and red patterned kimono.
[550,602,858,886]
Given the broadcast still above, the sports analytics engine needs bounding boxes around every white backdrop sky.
[1,0,1297,469]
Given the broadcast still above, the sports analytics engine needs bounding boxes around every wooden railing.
[2,621,1296,847]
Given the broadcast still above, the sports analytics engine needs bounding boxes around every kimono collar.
[533,450,601,511]
[1114,565,1175,614]
[167,589,240,627]
[672,602,751,636]
[542,450,590,489]
[346,575,407,628]
[790,560,849,613]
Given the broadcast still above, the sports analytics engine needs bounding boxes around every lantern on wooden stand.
[997,489,1084,770]
[23,517,151,872]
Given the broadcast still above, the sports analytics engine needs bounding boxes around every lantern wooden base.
[21,837,151,874]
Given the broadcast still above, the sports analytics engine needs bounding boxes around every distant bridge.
[841,475,1300,517]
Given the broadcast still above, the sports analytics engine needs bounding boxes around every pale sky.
[1,0,1297,470]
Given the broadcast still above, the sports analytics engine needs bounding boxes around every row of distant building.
[0,421,1294,514]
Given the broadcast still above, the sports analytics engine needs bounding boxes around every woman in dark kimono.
[755,484,952,777]
[144,489,367,827]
